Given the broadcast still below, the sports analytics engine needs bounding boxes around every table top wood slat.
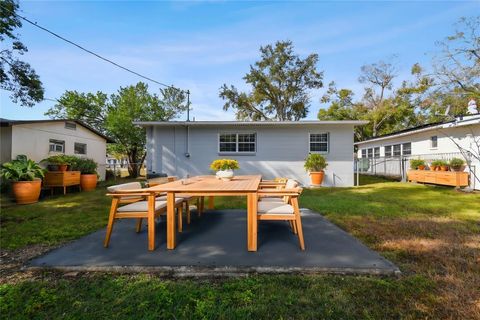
[147,175,262,193]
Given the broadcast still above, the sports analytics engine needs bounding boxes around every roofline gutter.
[354,116,480,145]
[134,120,369,126]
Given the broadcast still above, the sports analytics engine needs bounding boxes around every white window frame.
[393,144,401,157]
[49,139,65,153]
[361,149,367,158]
[430,136,438,149]
[218,132,256,155]
[308,133,329,154]
[74,142,87,155]
[385,145,392,158]
[402,142,412,155]
[374,147,380,158]
[367,148,373,158]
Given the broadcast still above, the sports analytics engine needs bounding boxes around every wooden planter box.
[407,170,469,187]
[44,171,81,195]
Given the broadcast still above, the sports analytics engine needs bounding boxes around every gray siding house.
[136,121,367,187]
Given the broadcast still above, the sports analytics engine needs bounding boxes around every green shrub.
[431,159,448,167]
[304,153,328,172]
[41,154,73,165]
[1,155,45,181]
[74,158,98,174]
[449,158,465,169]
[409,159,425,169]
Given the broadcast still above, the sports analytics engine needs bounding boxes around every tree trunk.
[127,148,139,178]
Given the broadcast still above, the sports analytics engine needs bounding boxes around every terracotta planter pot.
[440,165,449,171]
[11,179,42,204]
[309,171,325,185]
[429,165,437,171]
[418,165,426,170]
[80,174,97,191]
[57,164,68,172]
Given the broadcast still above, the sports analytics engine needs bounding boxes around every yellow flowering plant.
[209,159,240,171]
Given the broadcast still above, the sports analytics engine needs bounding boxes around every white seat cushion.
[260,197,283,202]
[285,179,298,189]
[257,201,294,215]
[107,182,142,193]
[117,199,182,212]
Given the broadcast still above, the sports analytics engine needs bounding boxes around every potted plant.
[75,158,98,191]
[209,159,239,181]
[304,153,328,185]
[449,158,466,172]
[436,160,449,171]
[42,155,72,171]
[1,155,45,204]
[430,160,442,171]
[410,159,426,170]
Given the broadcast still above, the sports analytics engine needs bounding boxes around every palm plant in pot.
[1,155,45,204]
[210,159,239,181]
[304,153,328,185]
[74,158,98,191]
[449,158,466,172]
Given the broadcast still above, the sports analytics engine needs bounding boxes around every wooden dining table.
[146,175,262,251]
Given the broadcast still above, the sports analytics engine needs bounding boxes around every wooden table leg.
[247,192,258,251]
[166,192,176,250]
[208,196,215,210]
[147,194,156,251]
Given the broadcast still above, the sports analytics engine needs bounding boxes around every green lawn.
[1,177,479,319]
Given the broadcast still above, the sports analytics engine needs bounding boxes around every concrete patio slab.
[29,209,399,275]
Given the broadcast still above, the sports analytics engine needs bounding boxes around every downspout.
[185,125,190,158]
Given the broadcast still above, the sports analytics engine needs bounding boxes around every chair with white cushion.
[260,179,299,202]
[104,183,184,251]
[256,186,305,250]
[148,177,203,224]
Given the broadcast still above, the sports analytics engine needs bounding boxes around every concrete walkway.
[30,209,399,275]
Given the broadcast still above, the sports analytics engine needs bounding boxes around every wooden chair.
[259,179,298,202]
[256,187,305,250]
[147,177,203,224]
[104,185,184,251]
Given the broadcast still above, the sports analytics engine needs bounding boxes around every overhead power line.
[1,3,186,93]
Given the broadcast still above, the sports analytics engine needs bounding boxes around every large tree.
[46,82,188,177]
[219,40,323,121]
[0,0,44,107]
[319,60,418,140]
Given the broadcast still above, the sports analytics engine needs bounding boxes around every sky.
[1,0,479,121]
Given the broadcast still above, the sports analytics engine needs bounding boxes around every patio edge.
[25,265,401,277]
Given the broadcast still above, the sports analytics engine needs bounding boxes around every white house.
[135,120,367,187]
[0,119,114,180]
[355,114,480,190]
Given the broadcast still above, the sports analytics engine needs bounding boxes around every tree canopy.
[46,82,188,177]
[0,0,44,107]
[219,40,323,121]
[319,16,479,141]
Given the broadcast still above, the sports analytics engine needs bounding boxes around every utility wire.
[1,3,187,93]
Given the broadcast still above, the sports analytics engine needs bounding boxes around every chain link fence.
[355,151,478,189]
[98,162,147,181]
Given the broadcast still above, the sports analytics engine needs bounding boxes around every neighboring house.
[0,119,114,180]
[355,114,480,190]
[135,120,367,187]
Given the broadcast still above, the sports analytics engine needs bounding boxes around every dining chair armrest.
[257,188,302,196]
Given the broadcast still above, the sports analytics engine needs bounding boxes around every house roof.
[134,120,368,127]
[0,118,115,143]
[354,114,480,145]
